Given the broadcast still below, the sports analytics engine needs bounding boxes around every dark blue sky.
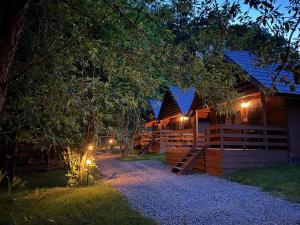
[225,0,297,40]
[236,0,290,20]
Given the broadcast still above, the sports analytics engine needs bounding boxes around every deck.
[138,124,289,176]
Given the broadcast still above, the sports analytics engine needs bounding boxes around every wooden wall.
[165,150,205,171]
[148,142,161,154]
[286,98,300,161]
[205,149,223,176]
[205,148,289,176]
[159,91,182,120]
[265,96,287,126]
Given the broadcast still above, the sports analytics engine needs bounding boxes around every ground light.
[86,159,92,185]
[109,138,114,149]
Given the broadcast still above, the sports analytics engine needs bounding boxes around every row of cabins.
[136,50,300,176]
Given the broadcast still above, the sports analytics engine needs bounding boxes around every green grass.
[0,170,156,225]
[226,164,300,202]
[120,153,165,163]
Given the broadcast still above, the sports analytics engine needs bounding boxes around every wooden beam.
[194,110,199,147]
[261,93,268,150]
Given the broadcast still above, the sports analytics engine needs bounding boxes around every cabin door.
[196,110,210,147]
[198,119,210,133]
[197,109,210,133]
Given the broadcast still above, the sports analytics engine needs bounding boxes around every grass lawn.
[0,170,156,225]
[226,164,300,202]
[120,153,165,163]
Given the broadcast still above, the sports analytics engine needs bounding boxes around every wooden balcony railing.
[204,124,288,150]
[160,129,194,152]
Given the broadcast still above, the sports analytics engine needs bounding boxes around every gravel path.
[97,154,300,225]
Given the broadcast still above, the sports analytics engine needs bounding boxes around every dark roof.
[149,99,162,119]
[169,86,195,115]
[224,50,300,95]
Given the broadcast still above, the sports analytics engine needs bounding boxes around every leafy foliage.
[1,0,300,175]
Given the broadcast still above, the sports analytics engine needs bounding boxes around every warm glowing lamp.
[241,102,250,108]
[108,139,113,144]
[86,159,92,165]
[180,116,188,121]
[88,144,93,150]
[85,159,92,185]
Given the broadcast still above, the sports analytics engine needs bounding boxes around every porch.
[163,124,289,176]
[204,124,289,175]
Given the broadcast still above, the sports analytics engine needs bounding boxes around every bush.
[63,148,96,187]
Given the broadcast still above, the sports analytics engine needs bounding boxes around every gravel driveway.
[97,154,300,225]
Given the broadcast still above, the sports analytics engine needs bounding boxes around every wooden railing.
[204,124,288,150]
[161,129,195,152]
[197,133,205,148]
[141,130,161,148]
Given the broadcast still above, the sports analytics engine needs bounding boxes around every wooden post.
[261,94,268,150]
[220,126,224,151]
[194,110,199,148]
[106,136,108,151]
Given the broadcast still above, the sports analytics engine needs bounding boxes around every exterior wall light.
[180,116,189,121]
[241,102,250,108]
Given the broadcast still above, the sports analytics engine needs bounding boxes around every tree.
[0,0,30,113]
[242,0,300,88]
[1,0,299,180]
[0,0,203,175]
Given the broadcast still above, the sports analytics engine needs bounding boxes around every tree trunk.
[121,110,129,157]
[5,140,18,181]
[125,113,140,156]
[0,135,7,171]
[43,150,49,169]
[0,0,30,113]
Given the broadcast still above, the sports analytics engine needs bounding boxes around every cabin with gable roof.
[137,50,300,176]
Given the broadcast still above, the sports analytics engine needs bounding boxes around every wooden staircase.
[171,146,205,175]
[139,133,159,155]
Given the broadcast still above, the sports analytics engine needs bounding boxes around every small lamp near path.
[86,159,92,185]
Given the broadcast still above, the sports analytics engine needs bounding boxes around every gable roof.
[224,50,300,95]
[149,99,162,119]
[169,86,195,115]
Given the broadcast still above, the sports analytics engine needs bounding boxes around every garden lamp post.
[86,159,92,185]
[108,138,113,149]
[88,144,94,151]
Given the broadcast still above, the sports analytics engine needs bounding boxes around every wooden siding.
[165,150,205,171]
[235,78,258,95]
[164,129,205,171]
[204,124,288,151]
[265,96,287,126]
[205,149,223,176]
[159,91,182,120]
[205,148,289,176]
[286,98,300,161]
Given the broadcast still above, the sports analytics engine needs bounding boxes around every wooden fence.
[161,129,194,152]
[204,124,288,150]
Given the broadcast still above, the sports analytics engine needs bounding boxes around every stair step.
[188,152,196,155]
[172,166,183,171]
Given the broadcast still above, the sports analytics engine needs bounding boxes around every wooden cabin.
[135,99,162,153]
[139,50,300,176]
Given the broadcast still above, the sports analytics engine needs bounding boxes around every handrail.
[204,124,288,150]
[205,124,287,132]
